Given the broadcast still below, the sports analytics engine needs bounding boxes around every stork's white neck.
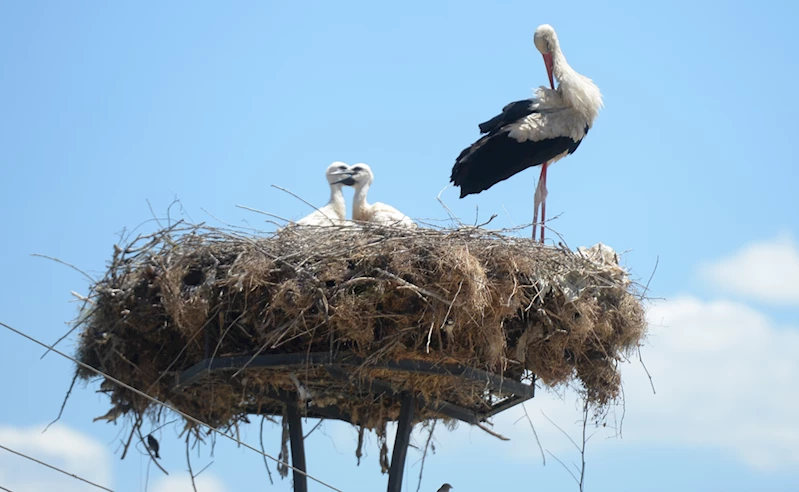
[550,44,603,127]
[328,184,347,220]
[352,181,372,220]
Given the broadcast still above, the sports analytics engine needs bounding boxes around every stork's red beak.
[542,52,555,90]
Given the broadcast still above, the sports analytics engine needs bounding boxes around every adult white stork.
[295,162,355,226]
[450,24,603,242]
[346,163,416,228]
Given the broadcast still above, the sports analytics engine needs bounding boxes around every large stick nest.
[76,221,646,433]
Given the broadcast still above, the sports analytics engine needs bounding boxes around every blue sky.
[1,1,798,491]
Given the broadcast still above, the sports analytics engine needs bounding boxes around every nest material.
[77,222,646,433]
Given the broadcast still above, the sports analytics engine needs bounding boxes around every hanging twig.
[639,256,659,301]
[520,402,545,465]
[415,421,437,492]
[186,433,198,492]
[44,370,79,432]
[355,426,365,466]
[120,414,141,461]
[638,345,656,395]
[541,400,591,492]
[304,419,324,439]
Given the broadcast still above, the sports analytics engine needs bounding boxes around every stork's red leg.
[540,162,548,243]
[533,164,546,240]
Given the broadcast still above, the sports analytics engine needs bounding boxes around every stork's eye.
[338,165,347,170]
[351,166,362,172]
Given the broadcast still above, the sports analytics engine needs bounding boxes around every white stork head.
[343,162,374,190]
[533,24,603,126]
[327,161,355,187]
[533,24,559,90]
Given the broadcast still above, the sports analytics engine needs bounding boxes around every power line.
[0,444,113,491]
[0,321,344,492]
[0,485,14,492]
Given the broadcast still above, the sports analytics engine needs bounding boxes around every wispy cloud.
[700,233,799,306]
[0,423,113,492]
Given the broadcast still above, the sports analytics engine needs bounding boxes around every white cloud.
[152,472,229,492]
[623,296,799,471]
[422,296,799,473]
[700,233,799,305]
[0,423,113,492]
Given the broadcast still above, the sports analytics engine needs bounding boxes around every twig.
[270,184,331,223]
[618,385,627,438]
[579,400,588,492]
[639,256,659,301]
[44,370,78,432]
[30,253,95,283]
[638,345,657,394]
[475,422,509,441]
[415,421,437,492]
[375,268,448,303]
[194,461,214,478]
[137,427,169,476]
[475,214,498,228]
[146,199,165,231]
[235,204,290,223]
[40,319,83,360]
[427,281,462,353]
[70,290,95,304]
[436,184,461,227]
[541,410,580,452]
[542,402,590,492]
[259,416,275,485]
[304,419,324,439]
[120,415,141,461]
[502,204,516,228]
[186,433,198,492]
[546,450,579,485]
[521,402,545,465]
[356,426,365,466]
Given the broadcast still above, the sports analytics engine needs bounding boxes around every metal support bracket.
[387,393,415,492]
[285,401,307,492]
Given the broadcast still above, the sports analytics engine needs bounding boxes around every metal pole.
[387,393,415,492]
[286,402,308,492]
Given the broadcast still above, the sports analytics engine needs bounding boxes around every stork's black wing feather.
[450,131,584,198]
[477,99,538,134]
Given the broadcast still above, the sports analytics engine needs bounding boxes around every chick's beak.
[331,170,356,186]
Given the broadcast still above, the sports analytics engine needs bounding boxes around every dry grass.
[76,221,646,434]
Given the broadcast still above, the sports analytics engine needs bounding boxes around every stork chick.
[451,24,603,242]
[295,162,355,226]
[347,163,416,228]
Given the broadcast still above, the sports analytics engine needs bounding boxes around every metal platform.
[173,352,535,492]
